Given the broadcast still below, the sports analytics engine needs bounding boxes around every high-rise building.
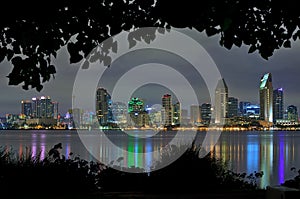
[287,105,298,122]
[172,102,181,127]
[201,103,211,125]
[111,102,127,126]
[259,73,273,123]
[96,87,112,126]
[128,98,144,113]
[29,96,55,118]
[190,105,201,126]
[214,78,228,124]
[21,100,32,117]
[245,104,260,119]
[128,97,149,127]
[273,88,284,122]
[41,96,53,118]
[180,109,189,126]
[31,97,39,118]
[162,94,173,127]
[228,97,238,118]
[52,101,59,119]
[239,101,251,116]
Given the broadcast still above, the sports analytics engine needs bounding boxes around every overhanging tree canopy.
[0,0,299,91]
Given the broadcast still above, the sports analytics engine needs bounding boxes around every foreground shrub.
[98,143,263,193]
[281,167,300,189]
[0,143,263,195]
[0,146,105,195]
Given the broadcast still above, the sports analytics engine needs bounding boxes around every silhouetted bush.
[281,167,300,189]
[98,143,263,193]
[0,143,263,196]
[0,146,105,196]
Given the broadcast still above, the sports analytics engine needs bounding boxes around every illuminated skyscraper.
[31,97,39,118]
[52,101,59,119]
[30,96,55,118]
[273,88,284,123]
[128,97,149,127]
[96,88,112,126]
[172,102,181,127]
[190,105,201,126]
[239,101,251,116]
[162,94,172,127]
[128,98,144,113]
[228,97,238,118]
[287,105,298,122]
[214,78,228,124]
[40,96,53,118]
[259,73,273,123]
[201,103,211,125]
[21,100,32,117]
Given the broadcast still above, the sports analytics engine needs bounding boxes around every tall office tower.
[201,103,211,125]
[71,108,82,128]
[190,105,201,125]
[38,96,52,118]
[162,94,173,127]
[245,104,260,118]
[287,105,298,122]
[273,88,284,123]
[214,78,228,124]
[172,102,181,126]
[180,109,189,126]
[128,98,145,113]
[52,101,59,119]
[259,73,273,123]
[31,97,39,118]
[128,97,149,127]
[21,100,32,117]
[239,101,251,116]
[228,97,238,118]
[96,87,111,126]
[112,102,127,125]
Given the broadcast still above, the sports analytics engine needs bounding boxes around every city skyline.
[1,29,300,116]
[1,73,299,121]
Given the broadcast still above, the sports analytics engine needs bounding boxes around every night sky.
[1,28,300,117]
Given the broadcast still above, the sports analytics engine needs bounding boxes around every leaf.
[0,48,6,63]
[36,84,43,92]
[248,45,257,53]
[6,49,14,61]
[48,65,56,74]
[283,40,291,48]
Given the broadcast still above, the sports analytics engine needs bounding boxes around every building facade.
[162,94,173,127]
[21,100,32,118]
[259,73,273,123]
[172,102,181,127]
[96,88,112,126]
[228,97,238,118]
[273,88,284,123]
[287,105,298,122]
[201,103,211,125]
[190,105,201,126]
[214,78,228,124]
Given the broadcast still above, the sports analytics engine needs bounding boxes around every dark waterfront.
[0,130,299,189]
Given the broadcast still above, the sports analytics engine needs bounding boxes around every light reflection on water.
[0,130,299,188]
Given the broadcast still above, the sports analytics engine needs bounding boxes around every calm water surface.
[0,130,299,189]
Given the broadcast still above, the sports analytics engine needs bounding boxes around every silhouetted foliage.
[1,0,300,91]
[0,145,106,196]
[99,144,263,193]
[0,143,263,197]
[281,167,300,189]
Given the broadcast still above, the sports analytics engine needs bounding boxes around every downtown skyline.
[1,71,298,123]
